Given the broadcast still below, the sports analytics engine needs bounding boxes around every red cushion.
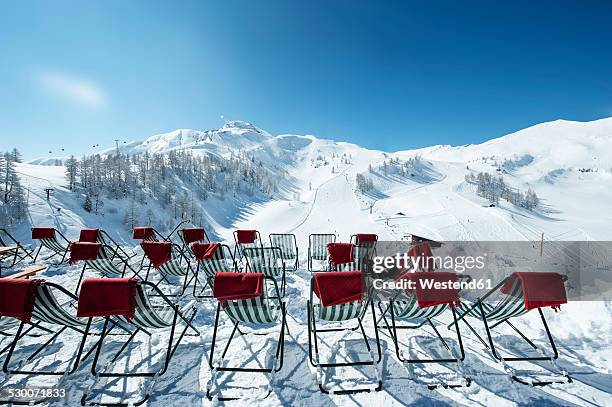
[141,241,172,268]
[408,242,434,271]
[236,230,258,244]
[77,278,137,318]
[327,243,354,267]
[0,279,45,322]
[398,272,461,308]
[313,271,363,307]
[69,242,101,265]
[191,242,221,262]
[182,228,206,244]
[79,229,100,243]
[501,272,567,311]
[31,228,55,239]
[355,233,377,245]
[213,272,263,302]
[133,227,154,240]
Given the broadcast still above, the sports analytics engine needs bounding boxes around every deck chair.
[269,233,299,271]
[307,271,382,394]
[191,243,237,298]
[31,227,70,264]
[141,241,196,297]
[308,233,336,271]
[163,219,192,242]
[132,226,171,269]
[244,247,287,297]
[177,227,211,262]
[377,272,471,389]
[0,229,34,270]
[1,280,103,378]
[232,229,263,263]
[449,272,572,386]
[327,242,360,271]
[73,242,143,294]
[207,272,286,400]
[79,278,200,406]
[79,228,136,262]
[350,233,378,246]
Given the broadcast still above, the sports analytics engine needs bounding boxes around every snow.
[4,117,612,406]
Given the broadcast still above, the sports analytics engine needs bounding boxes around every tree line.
[66,149,280,231]
[465,171,539,210]
[0,148,27,227]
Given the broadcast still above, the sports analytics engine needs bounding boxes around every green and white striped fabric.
[239,243,260,261]
[245,248,283,277]
[85,247,126,276]
[392,296,447,320]
[317,301,364,321]
[116,284,175,329]
[309,234,335,261]
[200,258,233,278]
[223,297,280,324]
[157,259,187,277]
[31,285,87,328]
[40,238,66,254]
[270,234,297,261]
[460,277,528,321]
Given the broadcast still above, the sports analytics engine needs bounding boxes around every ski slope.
[4,117,612,406]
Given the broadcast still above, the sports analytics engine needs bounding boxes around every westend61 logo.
[372,253,486,273]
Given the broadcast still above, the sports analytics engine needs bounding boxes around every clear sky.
[1,1,611,159]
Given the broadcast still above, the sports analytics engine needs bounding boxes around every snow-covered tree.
[65,156,78,191]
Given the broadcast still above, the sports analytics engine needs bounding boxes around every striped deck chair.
[143,242,195,297]
[80,228,137,263]
[327,243,361,272]
[132,226,169,269]
[0,229,34,269]
[164,219,192,242]
[307,273,382,395]
[31,227,70,264]
[176,227,210,264]
[75,244,143,294]
[192,243,237,298]
[350,233,378,246]
[232,229,263,264]
[244,247,286,297]
[207,275,286,401]
[378,290,470,389]
[269,233,298,271]
[308,233,336,271]
[450,273,572,386]
[81,280,200,406]
[2,282,101,377]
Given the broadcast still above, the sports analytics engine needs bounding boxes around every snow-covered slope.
[9,117,612,406]
[21,117,612,243]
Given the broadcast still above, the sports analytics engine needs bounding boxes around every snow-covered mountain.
[22,117,612,245]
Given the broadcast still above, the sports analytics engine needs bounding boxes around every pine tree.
[65,156,78,191]
[10,148,22,163]
[83,194,93,212]
[123,199,138,229]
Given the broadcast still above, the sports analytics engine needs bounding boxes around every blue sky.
[1,1,611,159]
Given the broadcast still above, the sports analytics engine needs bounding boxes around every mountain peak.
[221,120,263,132]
